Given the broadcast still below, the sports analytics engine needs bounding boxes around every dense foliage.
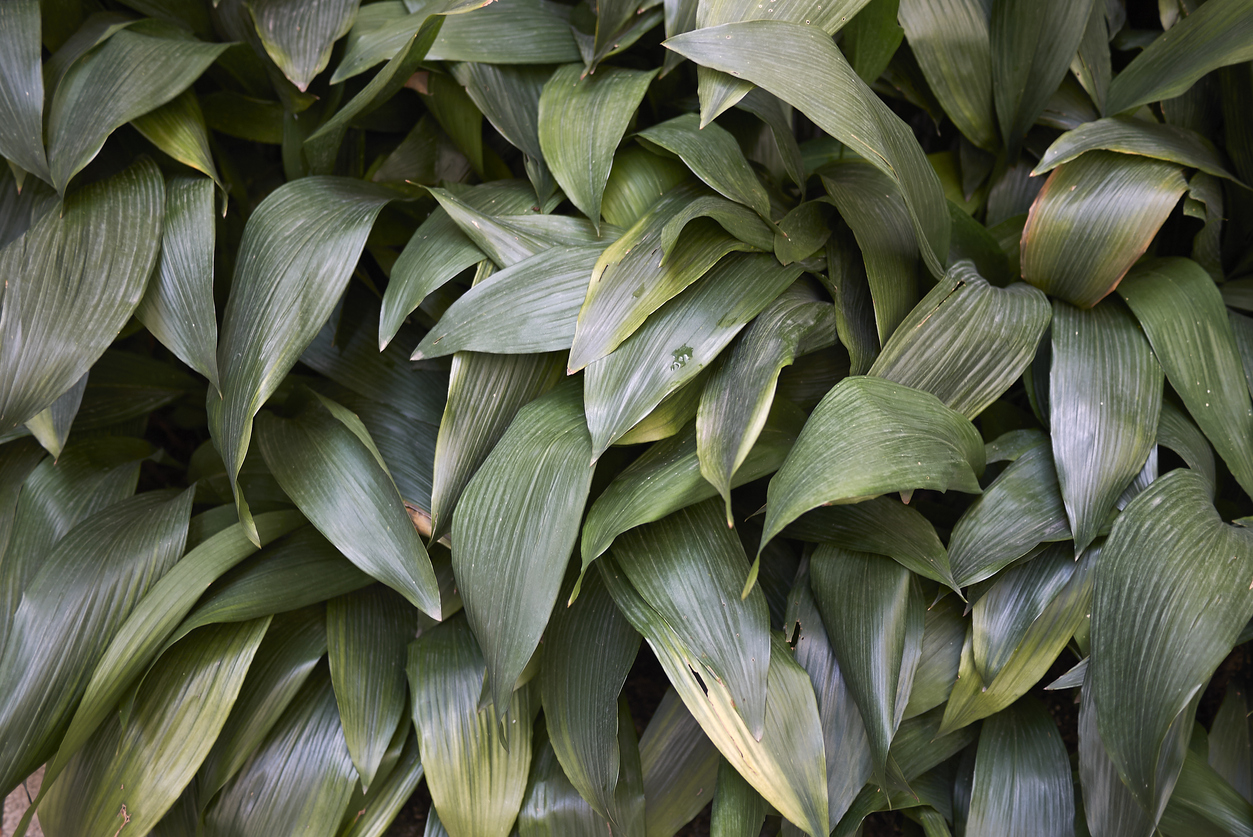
[2,0,1253,834]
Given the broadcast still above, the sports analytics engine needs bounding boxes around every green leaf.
[568,184,754,371]
[341,730,426,837]
[412,247,602,358]
[665,19,950,272]
[327,586,413,791]
[0,1,49,183]
[249,0,361,91]
[408,615,535,837]
[601,143,693,229]
[1021,151,1188,308]
[659,196,774,258]
[584,252,803,458]
[601,558,829,837]
[1105,0,1253,115]
[822,162,922,343]
[610,499,770,738]
[735,89,806,188]
[541,569,641,827]
[256,394,441,617]
[898,0,995,150]
[966,698,1074,837]
[697,284,834,520]
[1078,665,1157,837]
[1034,115,1244,184]
[131,89,222,187]
[783,562,873,823]
[711,757,768,837]
[809,545,922,784]
[429,351,565,541]
[947,440,1069,587]
[198,607,329,803]
[1070,0,1109,113]
[452,380,594,714]
[822,227,879,375]
[1207,687,1252,802]
[203,666,357,837]
[38,509,304,806]
[1050,297,1162,554]
[451,63,555,200]
[136,175,221,391]
[23,372,87,459]
[518,732,617,836]
[1160,746,1253,837]
[942,543,1094,733]
[429,0,580,64]
[210,176,395,541]
[842,0,903,84]
[0,158,164,435]
[868,261,1051,419]
[582,403,802,568]
[46,25,229,193]
[638,688,720,837]
[761,376,984,552]
[903,596,964,719]
[636,114,771,219]
[40,618,269,837]
[786,496,956,589]
[1119,258,1253,499]
[0,489,193,797]
[772,200,832,266]
[1091,469,1253,821]
[990,0,1094,154]
[539,63,657,230]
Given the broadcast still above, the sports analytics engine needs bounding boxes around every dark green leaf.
[46,25,229,192]
[1022,151,1188,308]
[637,114,771,218]
[966,698,1074,836]
[772,200,831,266]
[23,372,86,459]
[659,195,774,256]
[250,0,361,92]
[1091,469,1253,820]
[0,1,49,183]
[131,89,221,187]
[711,757,767,837]
[1160,746,1253,837]
[136,175,221,390]
[638,688,720,837]
[868,261,1051,419]
[600,144,693,229]
[341,730,426,837]
[1078,671,1157,837]
[1119,258,1253,499]
[0,158,164,435]
[903,596,964,718]
[1050,297,1162,554]
[1207,686,1253,803]
[428,0,580,64]
[761,376,984,551]
[842,0,903,84]
[1105,0,1253,115]
[256,394,440,616]
[408,615,535,837]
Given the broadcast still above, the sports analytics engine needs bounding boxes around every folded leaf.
[665,20,949,272]
[1120,258,1253,501]
[46,25,228,192]
[211,177,395,542]
[452,380,594,713]
[1105,0,1253,115]
[761,376,984,551]
[868,261,1051,419]
[1050,297,1162,555]
[136,175,221,391]
[1034,115,1244,183]
[539,64,657,230]
[408,616,535,837]
[584,252,803,457]
[0,158,164,435]
[1021,151,1188,308]
[256,393,441,617]
[1091,469,1253,821]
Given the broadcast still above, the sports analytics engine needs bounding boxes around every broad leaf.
[761,376,984,551]
[1050,297,1162,555]
[249,0,361,91]
[1105,0,1253,115]
[46,24,228,192]
[1119,258,1253,500]
[1078,666,1156,837]
[0,158,163,434]
[0,0,49,183]
[1021,151,1188,308]
[452,380,594,713]
[665,19,950,272]
[327,586,413,792]
[256,393,440,617]
[711,757,767,837]
[966,698,1074,837]
[903,596,964,719]
[584,252,803,458]
[341,731,426,837]
[1035,115,1244,183]
[136,175,221,391]
[408,615,535,837]
[638,689,720,837]
[538,64,657,229]
[130,89,221,187]
[868,261,1051,419]
[1091,469,1253,821]
[809,545,923,784]
[636,114,771,218]
[609,499,771,738]
[211,177,395,541]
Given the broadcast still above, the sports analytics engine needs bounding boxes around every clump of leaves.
[2,0,1253,835]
